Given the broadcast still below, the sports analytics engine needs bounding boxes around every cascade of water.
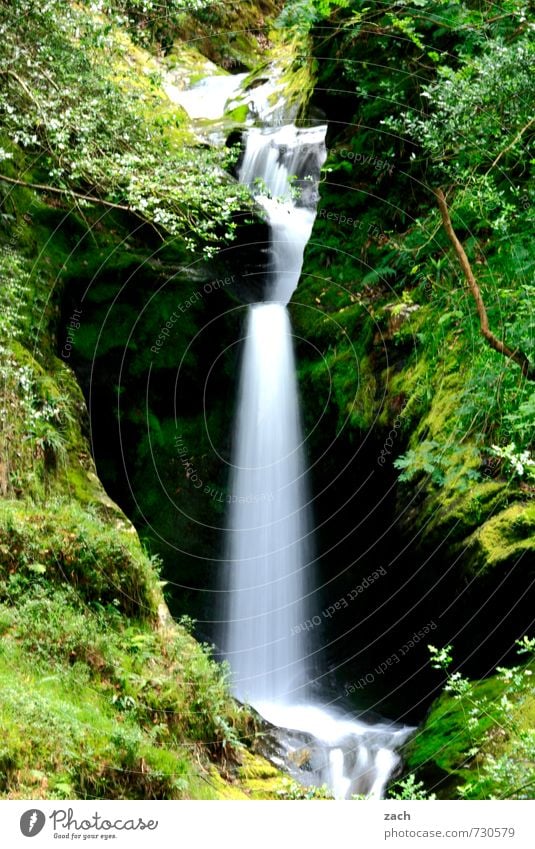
[223,124,326,703]
[224,302,313,704]
[221,120,413,797]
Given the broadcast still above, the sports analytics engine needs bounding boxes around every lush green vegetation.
[290,0,534,798]
[0,579,248,799]
[0,0,285,800]
[0,0,533,802]
[0,0,253,255]
[291,0,534,556]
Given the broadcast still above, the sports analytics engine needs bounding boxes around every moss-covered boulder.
[402,659,535,799]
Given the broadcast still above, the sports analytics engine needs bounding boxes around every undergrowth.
[0,579,251,798]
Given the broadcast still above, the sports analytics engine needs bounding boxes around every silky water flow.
[222,123,412,798]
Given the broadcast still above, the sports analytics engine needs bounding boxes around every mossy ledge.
[399,658,535,799]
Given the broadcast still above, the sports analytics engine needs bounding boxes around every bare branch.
[0,172,131,213]
[435,188,534,380]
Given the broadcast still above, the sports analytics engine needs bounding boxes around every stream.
[171,68,413,799]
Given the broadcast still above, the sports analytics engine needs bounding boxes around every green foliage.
[397,36,534,186]
[276,0,349,36]
[410,641,535,799]
[0,335,86,499]
[0,647,190,799]
[394,440,480,489]
[297,0,534,507]
[388,774,436,801]
[0,0,251,255]
[276,777,334,799]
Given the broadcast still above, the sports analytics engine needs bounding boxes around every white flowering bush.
[490,443,535,483]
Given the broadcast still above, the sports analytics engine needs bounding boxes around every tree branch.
[487,116,535,173]
[434,188,535,380]
[0,172,131,213]
[0,69,41,110]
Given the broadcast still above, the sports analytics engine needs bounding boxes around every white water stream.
[172,70,413,797]
[221,121,412,798]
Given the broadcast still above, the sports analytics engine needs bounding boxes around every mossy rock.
[463,501,535,575]
[204,751,286,799]
[236,751,288,799]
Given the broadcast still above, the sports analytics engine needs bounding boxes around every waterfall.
[221,120,412,798]
[223,125,326,704]
[224,303,313,703]
[237,125,328,305]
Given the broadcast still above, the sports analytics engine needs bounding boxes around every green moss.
[191,754,286,800]
[414,365,467,443]
[225,104,250,123]
[205,768,250,799]
[209,750,287,800]
[403,661,535,799]
[378,357,432,429]
[464,502,535,575]
[238,749,280,781]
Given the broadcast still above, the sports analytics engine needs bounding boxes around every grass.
[0,643,200,799]
[0,579,261,799]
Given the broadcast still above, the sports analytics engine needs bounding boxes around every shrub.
[0,500,160,618]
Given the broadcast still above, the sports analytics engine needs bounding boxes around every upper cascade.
[238,124,327,304]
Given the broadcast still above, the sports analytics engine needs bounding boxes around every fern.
[361,266,398,286]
